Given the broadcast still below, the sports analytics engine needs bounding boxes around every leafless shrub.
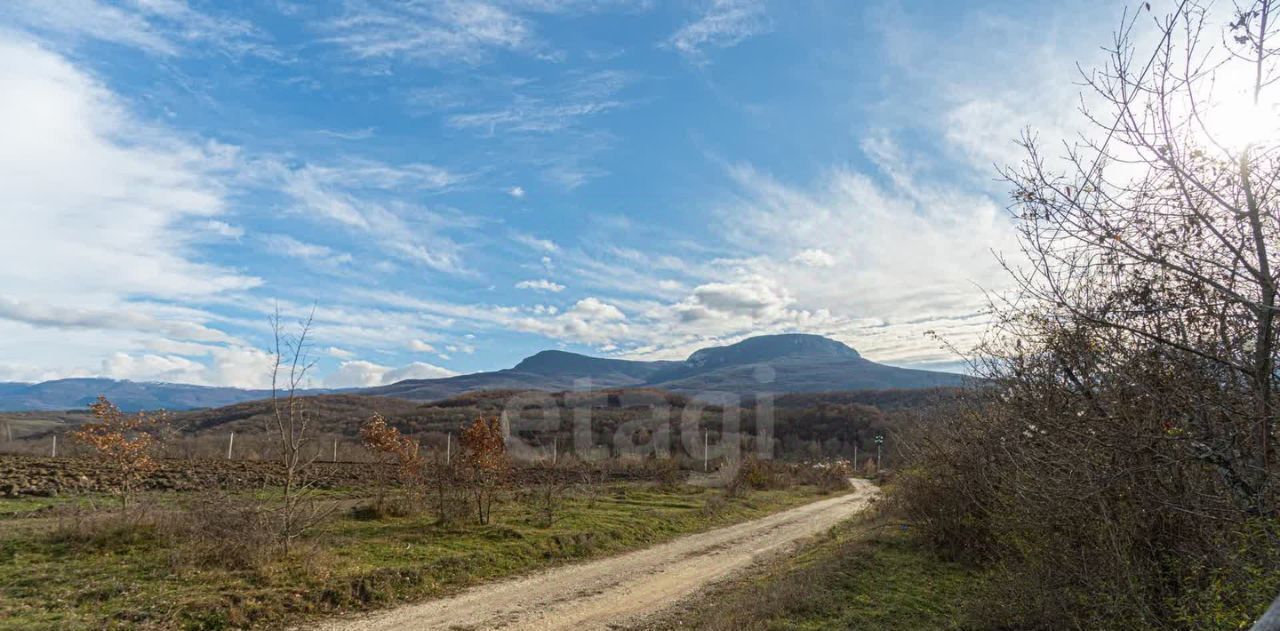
[718,458,746,498]
[266,305,333,552]
[164,492,278,571]
[49,501,156,550]
[650,457,683,490]
[701,494,728,518]
[576,465,609,509]
[521,465,572,527]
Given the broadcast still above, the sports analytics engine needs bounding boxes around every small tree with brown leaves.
[458,417,508,525]
[72,396,166,514]
[360,413,423,513]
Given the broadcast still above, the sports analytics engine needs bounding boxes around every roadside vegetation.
[888,2,1280,628]
[666,515,979,631]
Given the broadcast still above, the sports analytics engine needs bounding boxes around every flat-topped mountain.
[366,333,965,402]
[0,334,968,411]
[512,350,676,379]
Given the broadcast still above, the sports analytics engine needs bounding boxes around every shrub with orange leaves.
[71,396,167,512]
[360,413,423,485]
[458,417,508,524]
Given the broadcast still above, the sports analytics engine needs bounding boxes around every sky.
[0,0,1132,389]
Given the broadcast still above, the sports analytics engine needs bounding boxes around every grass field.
[0,482,837,630]
[664,513,983,631]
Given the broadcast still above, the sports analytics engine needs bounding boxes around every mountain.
[646,334,862,384]
[0,335,968,412]
[363,352,677,401]
[369,334,967,402]
[0,379,325,412]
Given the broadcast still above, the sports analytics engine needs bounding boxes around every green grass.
[673,515,984,631]
[0,483,831,630]
[0,496,60,517]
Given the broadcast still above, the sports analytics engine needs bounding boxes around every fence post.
[446,433,451,465]
[51,435,57,458]
[227,432,235,460]
[333,438,338,463]
[703,429,709,472]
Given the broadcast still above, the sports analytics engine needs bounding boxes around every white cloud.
[568,297,625,321]
[323,359,457,388]
[513,233,560,252]
[408,339,438,353]
[667,0,769,60]
[0,298,234,343]
[1,0,274,58]
[322,0,537,65]
[0,36,260,305]
[325,346,356,359]
[515,279,566,292]
[99,345,275,388]
[505,296,630,345]
[315,127,376,140]
[199,220,245,240]
[680,276,792,321]
[262,159,469,273]
[445,70,631,134]
[791,248,835,268]
[0,35,285,388]
[262,234,354,265]
[101,352,204,383]
[508,185,526,198]
[320,0,652,66]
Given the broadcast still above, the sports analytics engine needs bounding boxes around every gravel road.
[317,479,878,631]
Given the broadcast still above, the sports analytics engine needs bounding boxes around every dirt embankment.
[317,479,879,631]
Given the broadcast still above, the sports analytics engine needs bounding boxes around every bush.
[702,494,728,518]
[49,506,158,551]
[651,457,683,490]
[163,492,278,571]
[350,495,418,520]
[799,460,851,495]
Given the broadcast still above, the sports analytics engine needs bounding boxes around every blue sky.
[0,0,1128,388]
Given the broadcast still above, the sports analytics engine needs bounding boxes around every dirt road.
[318,480,878,631]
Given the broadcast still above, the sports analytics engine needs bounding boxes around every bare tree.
[893,3,1280,626]
[267,303,328,552]
[1003,0,1279,513]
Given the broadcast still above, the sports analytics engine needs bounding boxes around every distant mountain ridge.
[0,378,330,412]
[0,334,968,411]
